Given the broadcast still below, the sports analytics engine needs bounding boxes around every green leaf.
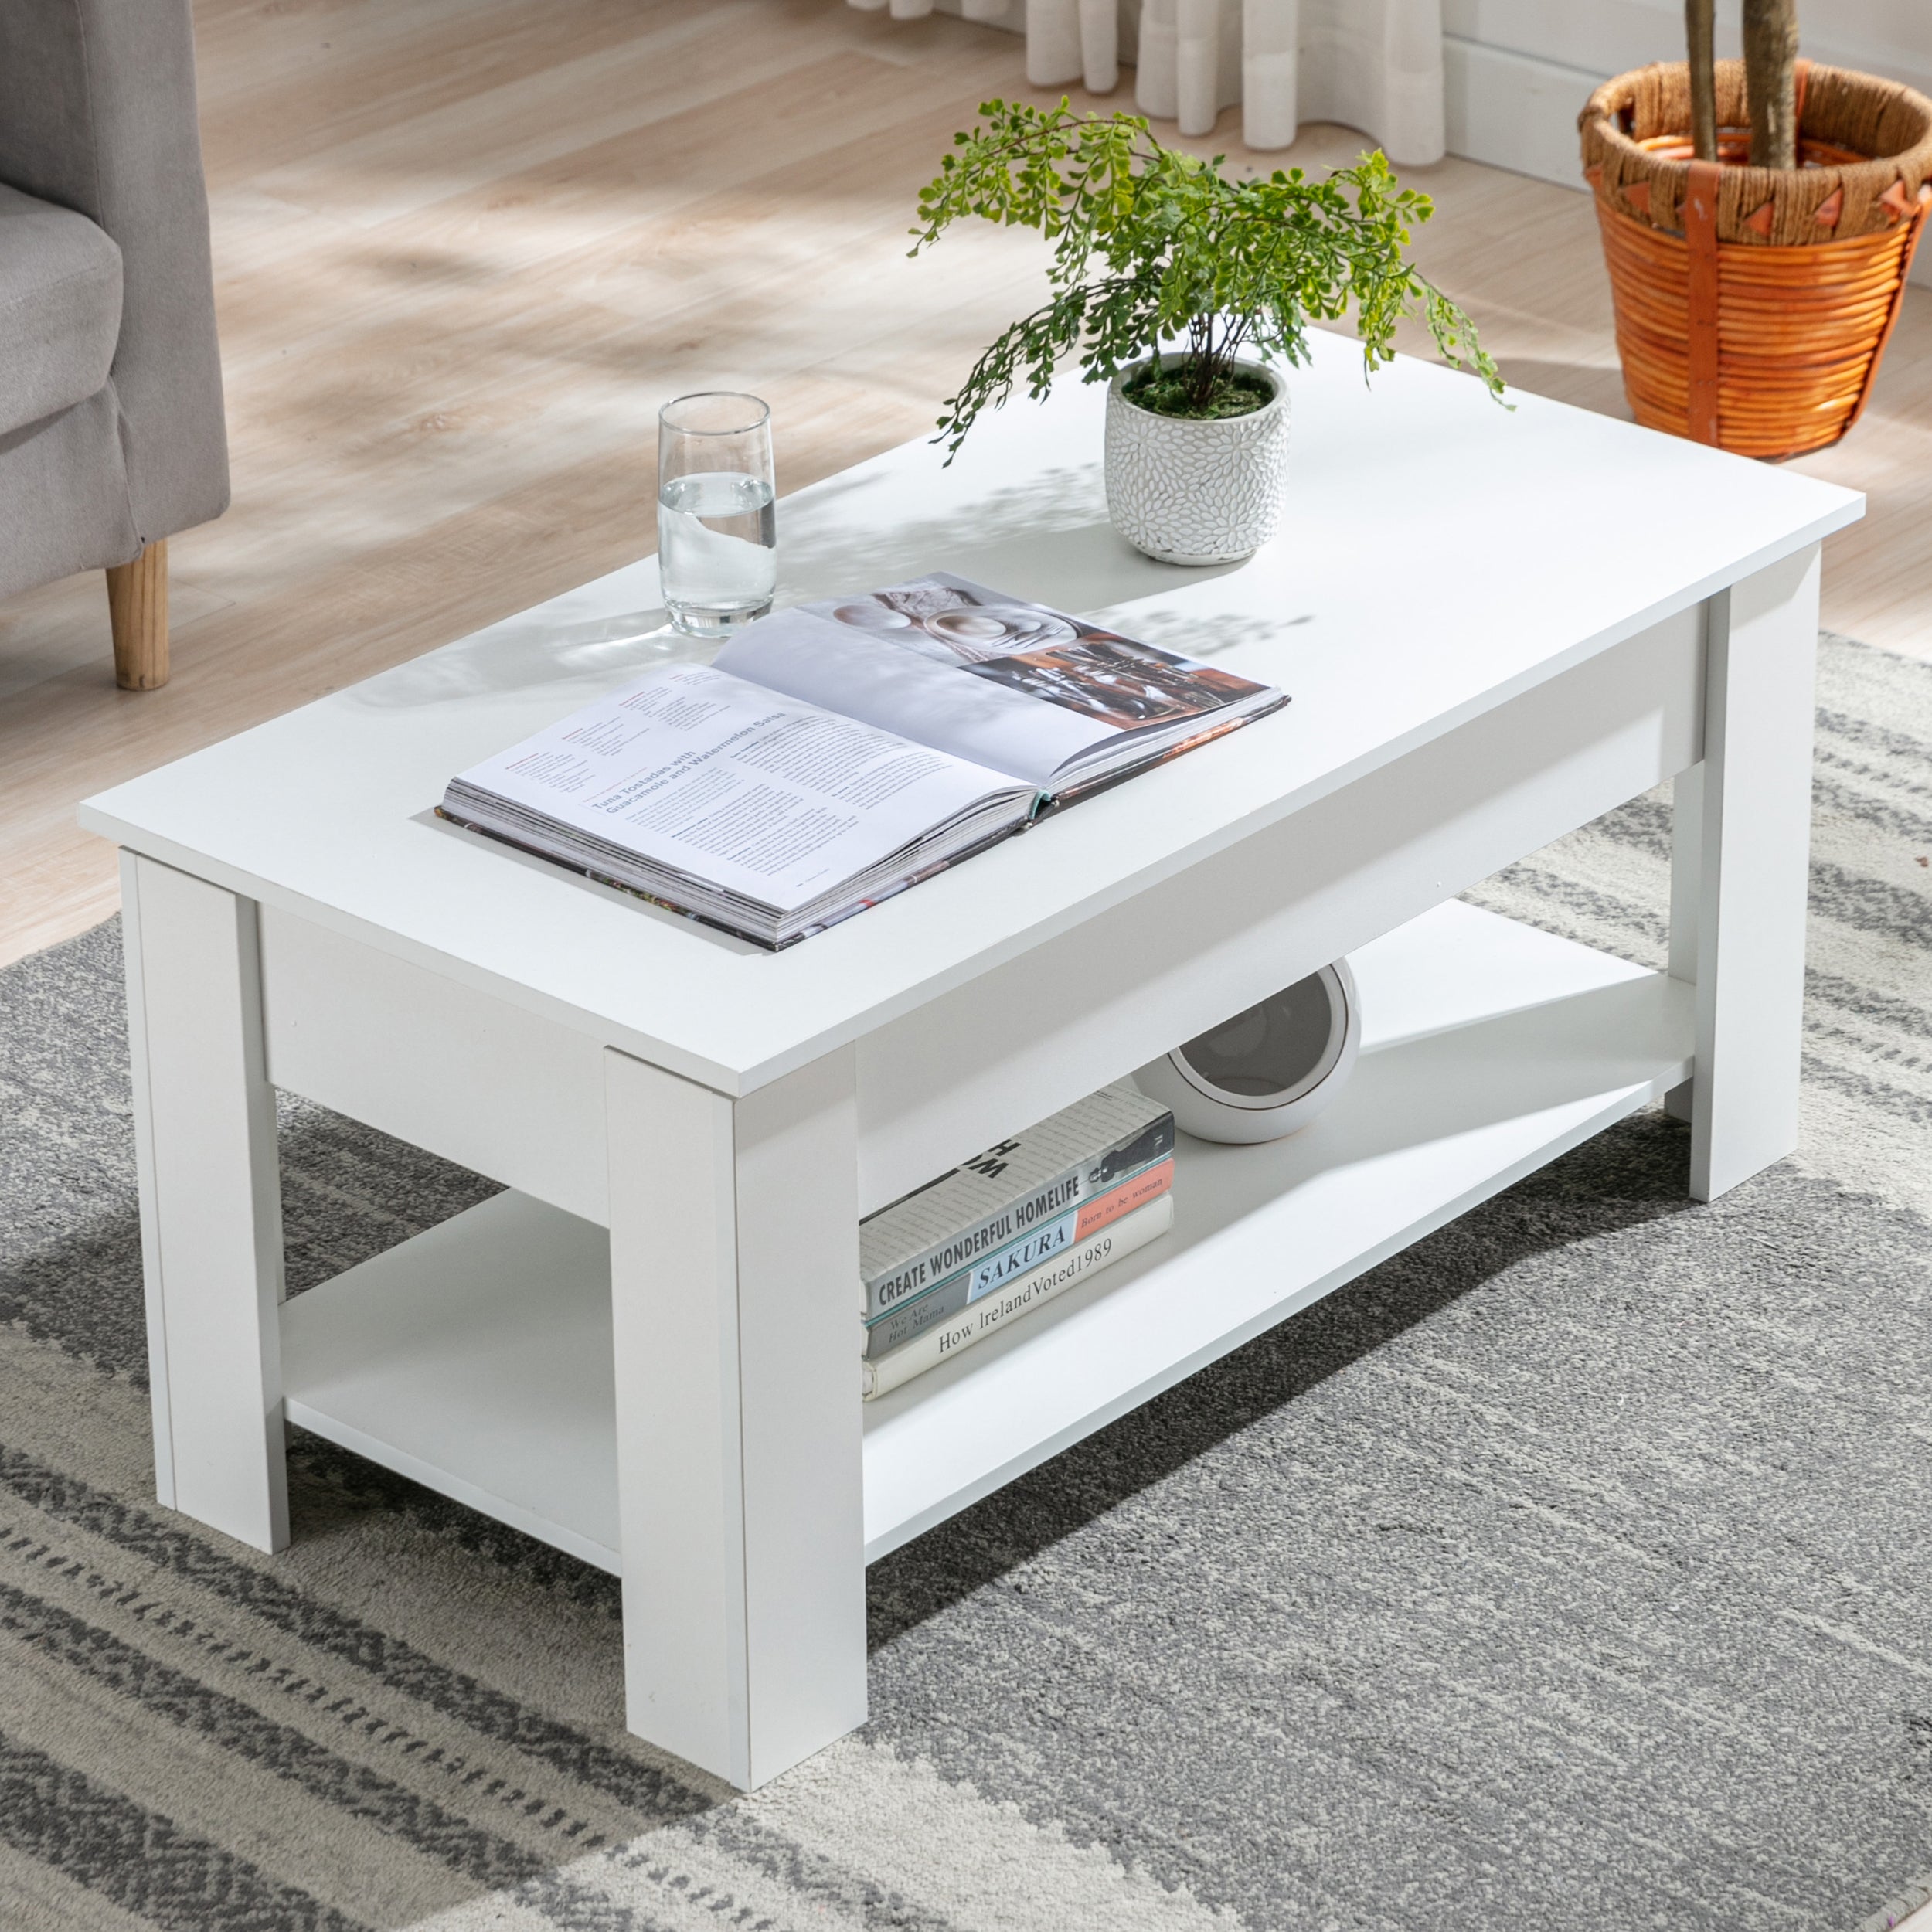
[911,105,1506,458]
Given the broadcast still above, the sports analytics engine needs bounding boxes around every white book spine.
[861,1194,1175,1400]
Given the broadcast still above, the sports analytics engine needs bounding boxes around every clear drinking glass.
[657,392,777,638]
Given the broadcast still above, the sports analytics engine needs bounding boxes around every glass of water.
[657,391,777,638]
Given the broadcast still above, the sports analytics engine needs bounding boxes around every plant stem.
[1685,0,1718,162]
[1184,315,1216,407]
[1742,0,1800,170]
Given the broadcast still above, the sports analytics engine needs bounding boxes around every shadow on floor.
[866,1106,1699,1649]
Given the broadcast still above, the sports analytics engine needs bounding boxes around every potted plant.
[911,101,1502,566]
[1580,0,1932,457]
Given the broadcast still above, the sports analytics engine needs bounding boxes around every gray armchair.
[0,0,229,690]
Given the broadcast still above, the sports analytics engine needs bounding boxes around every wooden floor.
[3,0,1928,970]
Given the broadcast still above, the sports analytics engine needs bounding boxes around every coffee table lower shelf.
[278,901,1693,1569]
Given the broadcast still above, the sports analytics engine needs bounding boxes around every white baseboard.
[933,0,1024,30]
[1441,35,1598,191]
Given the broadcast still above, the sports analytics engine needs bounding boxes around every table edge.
[78,502,1859,1094]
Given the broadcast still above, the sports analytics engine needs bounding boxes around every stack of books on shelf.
[860,1083,1176,1400]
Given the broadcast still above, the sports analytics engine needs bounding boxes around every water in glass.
[657,471,777,630]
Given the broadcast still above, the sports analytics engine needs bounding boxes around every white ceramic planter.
[1104,355,1289,566]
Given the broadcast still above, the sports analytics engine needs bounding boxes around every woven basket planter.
[1580,59,1932,458]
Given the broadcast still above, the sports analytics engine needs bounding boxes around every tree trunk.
[1742,0,1800,171]
[1685,0,1717,161]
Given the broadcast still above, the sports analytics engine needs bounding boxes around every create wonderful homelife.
[873,1172,1084,1308]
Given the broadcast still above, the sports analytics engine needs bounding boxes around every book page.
[716,601,1101,787]
[451,664,1023,913]
[716,573,1274,788]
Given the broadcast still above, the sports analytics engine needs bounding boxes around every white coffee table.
[80,332,1860,1790]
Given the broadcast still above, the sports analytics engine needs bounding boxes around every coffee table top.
[81,332,1862,1093]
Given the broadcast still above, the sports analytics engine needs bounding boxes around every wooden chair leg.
[107,539,169,691]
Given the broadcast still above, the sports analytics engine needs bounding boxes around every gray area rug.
[1,632,1929,1932]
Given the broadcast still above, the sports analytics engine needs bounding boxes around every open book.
[440,573,1285,948]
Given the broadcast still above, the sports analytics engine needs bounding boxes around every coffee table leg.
[604,1043,866,1791]
[1664,760,1702,1131]
[1668,543,1821,1202]
[121,852,290,1551]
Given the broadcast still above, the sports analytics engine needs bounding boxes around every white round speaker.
[1134,961,1360,1144]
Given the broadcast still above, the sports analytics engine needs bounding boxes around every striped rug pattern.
[1,632,1927,1931]
[1469,633,1932,1221]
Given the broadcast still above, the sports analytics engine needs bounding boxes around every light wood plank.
[2,0,1925,968]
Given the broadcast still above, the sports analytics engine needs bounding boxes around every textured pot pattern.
[1104,359,1288,566]
[1579,60,1932,246]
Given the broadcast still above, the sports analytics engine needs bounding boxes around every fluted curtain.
[849,0,1445,165]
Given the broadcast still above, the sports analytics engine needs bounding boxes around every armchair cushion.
[0,182,122,438]
[0,0,228,545]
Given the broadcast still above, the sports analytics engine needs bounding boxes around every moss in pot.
[910,100,1505,563]
[1124,360,1275,420]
